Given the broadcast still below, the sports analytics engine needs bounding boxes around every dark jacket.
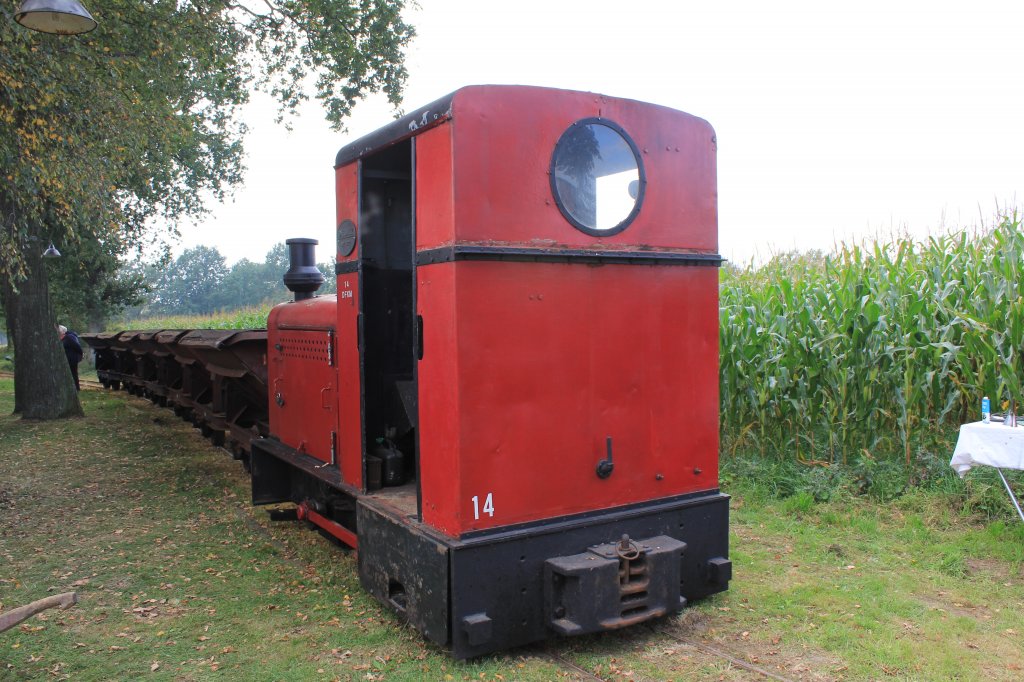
[62,331,83,365]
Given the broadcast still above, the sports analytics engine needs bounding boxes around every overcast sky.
[176,0,1024,267]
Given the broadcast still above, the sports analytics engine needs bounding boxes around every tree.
[48,237,149,333]
[218,257,277,309]
[265,242,291,274]
[318,261,337,295]
[150,245,228,314]
[0,1,413,419]
[149,243,290,313]
[142,240,338,314]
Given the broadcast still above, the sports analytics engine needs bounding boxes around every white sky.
[176,0,1024,267]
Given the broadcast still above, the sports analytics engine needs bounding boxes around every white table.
[950,421,1024,522]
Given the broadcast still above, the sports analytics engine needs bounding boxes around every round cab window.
[550,119,644,236]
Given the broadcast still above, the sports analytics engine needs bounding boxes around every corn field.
[112,304,273,332]
[720,213,1024,465]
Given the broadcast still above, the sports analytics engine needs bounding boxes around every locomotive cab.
[251,85,731,657]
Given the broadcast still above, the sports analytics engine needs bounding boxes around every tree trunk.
[1,246,83,419]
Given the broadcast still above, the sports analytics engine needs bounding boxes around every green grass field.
[2,381,1023,680]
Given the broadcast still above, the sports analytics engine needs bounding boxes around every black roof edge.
[334,91,457,168]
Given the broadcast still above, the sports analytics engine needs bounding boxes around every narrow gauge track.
[535,649,613,682]
[650,625,798,682]
[528,624,800,682]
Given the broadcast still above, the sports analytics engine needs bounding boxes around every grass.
[2,382,1024,680]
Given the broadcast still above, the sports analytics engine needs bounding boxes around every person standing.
[58,325,83,391]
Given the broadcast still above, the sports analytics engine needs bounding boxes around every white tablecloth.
[950,421,1024,476]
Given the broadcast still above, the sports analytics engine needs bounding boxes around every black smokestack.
[283,238,325,301]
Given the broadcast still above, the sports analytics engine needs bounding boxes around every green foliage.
[135,241,334,316]
[850,455,907,502]
[780,490,815,514]
[723,442,1024,525]
[47,236,149,332]
[147,245,227,314]
[721,213,1024,466]
[936,547,968,577]
[0,1,411,418]
[1,2,412,282]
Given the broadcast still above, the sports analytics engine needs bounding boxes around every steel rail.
[652,625,799,682]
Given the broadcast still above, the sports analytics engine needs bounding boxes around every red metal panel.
[267,298,338,465]
[336,163,360,264]
[416,263,462,534]
[335,161,364,489]
[441,261,719,535]
[415,124,455,251]
[449,86,717,253]
[335,272,363,488]
[407,88,721,537]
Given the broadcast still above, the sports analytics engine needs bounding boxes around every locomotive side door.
[267,326,338,465]
[351,139,419,501]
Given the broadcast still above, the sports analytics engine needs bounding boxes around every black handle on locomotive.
[416,314,424,360]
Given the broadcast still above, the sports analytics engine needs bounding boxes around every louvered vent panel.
[278,333,331,363]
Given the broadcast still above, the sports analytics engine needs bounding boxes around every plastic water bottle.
[982,396,991,424]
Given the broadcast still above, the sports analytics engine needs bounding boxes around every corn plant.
[110,304,273,331]
[721,212,1024,464]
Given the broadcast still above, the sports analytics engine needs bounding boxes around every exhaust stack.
[283,238,325,302]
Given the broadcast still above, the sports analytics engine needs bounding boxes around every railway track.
[535,648,612,682]
[529,624,800,682]
[651,625,798,681]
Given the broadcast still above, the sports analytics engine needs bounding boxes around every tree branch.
[0,592,78,633]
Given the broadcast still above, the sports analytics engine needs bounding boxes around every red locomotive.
[85,85,730,657]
